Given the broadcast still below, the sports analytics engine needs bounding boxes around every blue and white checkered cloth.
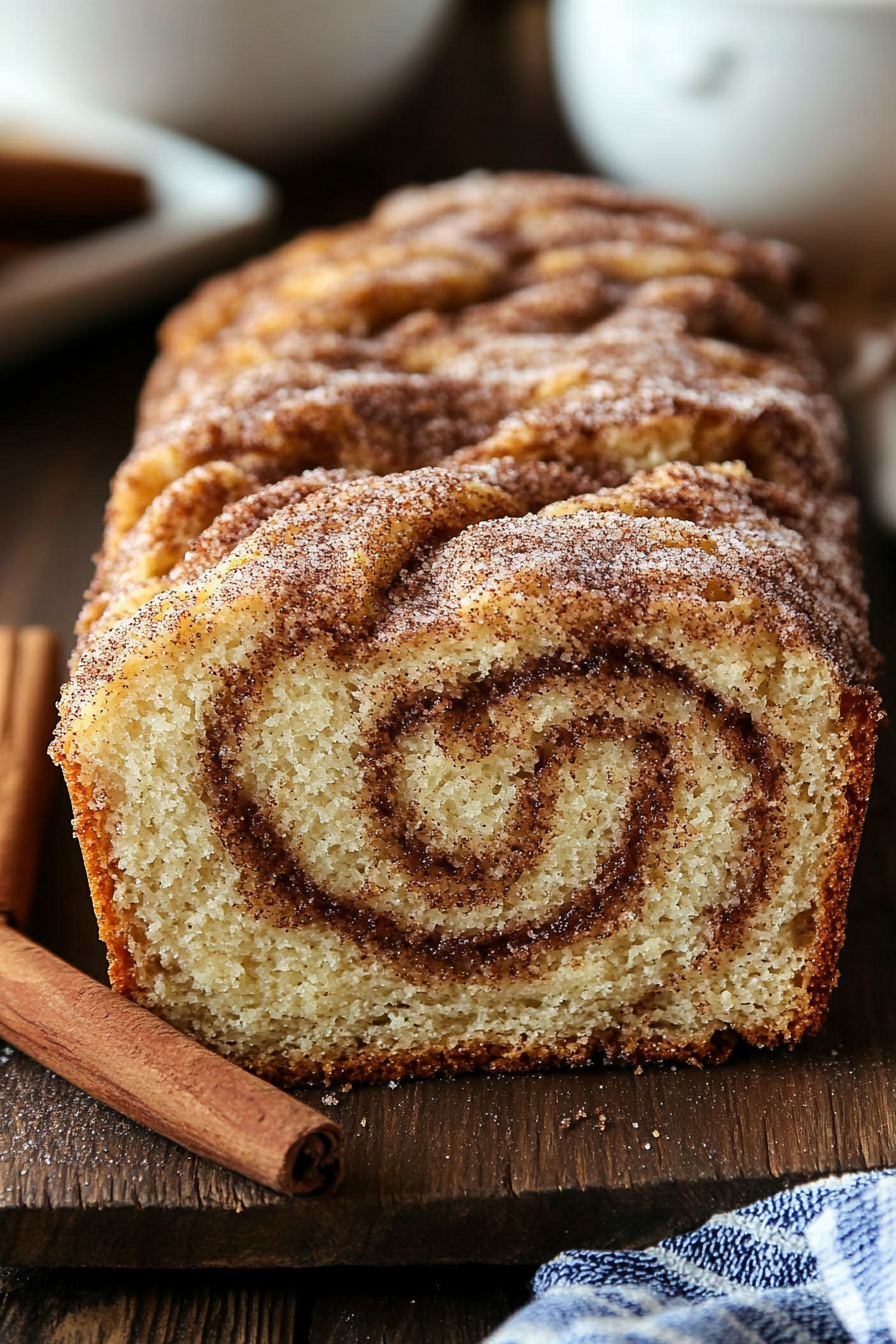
[487,1169,896,1344]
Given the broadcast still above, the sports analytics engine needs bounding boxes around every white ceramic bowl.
[550,0,896,277]
[0,0,455,163]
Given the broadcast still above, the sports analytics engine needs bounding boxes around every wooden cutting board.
[1,664,894,1269]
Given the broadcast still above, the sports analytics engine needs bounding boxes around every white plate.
[0,86,278,364]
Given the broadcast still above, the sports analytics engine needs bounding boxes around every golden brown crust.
[796,685,883,1032]
[229,1031,741,1089]
[62,463,875,724]
[62,758,138,997]
[90,171,846,622]
[542,461,877,683]
[79,464,370,655]
[82,456,610,660]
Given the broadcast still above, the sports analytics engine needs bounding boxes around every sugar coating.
[84,171,847,648]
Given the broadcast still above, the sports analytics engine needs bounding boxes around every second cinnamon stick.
[0,626,57,929]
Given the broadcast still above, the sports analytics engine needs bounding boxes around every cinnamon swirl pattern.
[53,465,880,1082]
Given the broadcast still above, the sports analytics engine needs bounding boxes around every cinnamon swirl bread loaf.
[52,173,880,1082]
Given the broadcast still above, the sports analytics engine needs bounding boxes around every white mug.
[550,0,896,278]
[0,0,454,162]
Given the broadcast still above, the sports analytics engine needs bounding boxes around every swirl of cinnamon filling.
[52,462,880,1079]
[199,635,785,984]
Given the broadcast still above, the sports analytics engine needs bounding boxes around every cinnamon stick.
[0,626,57,930]
[0,922,343,1194]
[0,624,344,1195]
[0,141,150,241]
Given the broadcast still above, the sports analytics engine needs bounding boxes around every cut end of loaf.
[54,463,880,1085]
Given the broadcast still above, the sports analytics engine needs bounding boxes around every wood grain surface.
[0,1268,299,1344]
[0,1266,530,1344]
[307,1267,529,1344]
[0,0,894,1336]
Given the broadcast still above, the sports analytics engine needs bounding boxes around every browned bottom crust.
[222,1028,764,1089]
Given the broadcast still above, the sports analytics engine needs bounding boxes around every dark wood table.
[2,2,896,1339]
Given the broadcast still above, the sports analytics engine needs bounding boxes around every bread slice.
[84,171,848,649]
[52,462,880,1083]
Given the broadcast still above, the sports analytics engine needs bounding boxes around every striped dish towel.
[486,1169,896,1344]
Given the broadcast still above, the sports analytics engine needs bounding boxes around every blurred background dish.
[0,0,456,164]
[0,0,895,526]
[0,136,151,257]
[0,87,276,364]
[549,0,896,533]
[550,0,896,282]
